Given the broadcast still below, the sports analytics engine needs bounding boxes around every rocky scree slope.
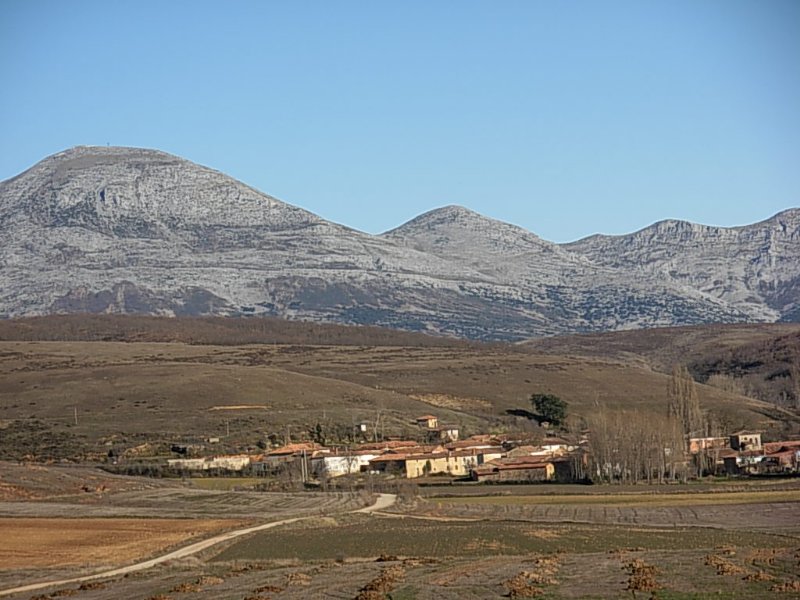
[0,146,795,340]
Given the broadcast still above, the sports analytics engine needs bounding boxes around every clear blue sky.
[1,1,798,242]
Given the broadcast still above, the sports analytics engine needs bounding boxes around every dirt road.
[0,493,396,598]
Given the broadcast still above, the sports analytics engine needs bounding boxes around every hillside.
[525,323,800,408]
[1,146,798,339]
[689,330,800,408]
[1,330,794,461]
[0,314,471,347]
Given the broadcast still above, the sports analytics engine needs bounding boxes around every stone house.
[415,415,439,429]
[729,431,762,452]
[369,448,495,479]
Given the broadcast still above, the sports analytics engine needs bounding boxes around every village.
[159,414,800,486]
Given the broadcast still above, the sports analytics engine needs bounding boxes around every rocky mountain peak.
[574,208,800,247]
[388,204,532,235]
[384,204,553,253]
[564,209,800,323]
[1,146,797,336]
[1,145,322,240]
[761,208,800,234]
[388,204,490,230]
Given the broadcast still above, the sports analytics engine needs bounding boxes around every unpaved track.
[0,493,396,597]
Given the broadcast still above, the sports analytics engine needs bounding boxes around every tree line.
[538,365,734,484]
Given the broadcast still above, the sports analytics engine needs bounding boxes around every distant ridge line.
[0,314,477,348]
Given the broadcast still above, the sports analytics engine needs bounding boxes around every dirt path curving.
[0,493,396,597]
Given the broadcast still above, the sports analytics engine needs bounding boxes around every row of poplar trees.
[587,365,717,484]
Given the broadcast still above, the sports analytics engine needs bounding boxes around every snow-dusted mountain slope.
[0,146,796,339]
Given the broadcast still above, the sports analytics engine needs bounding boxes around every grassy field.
[2,319,799,598]
[5,543,799,599]
[212,516,795,560]
[204,516,800,599]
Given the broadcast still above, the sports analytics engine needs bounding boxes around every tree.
[586,402,685,485]
[531,393,567,427]
[668,365,708,479]
[668,365,704,438]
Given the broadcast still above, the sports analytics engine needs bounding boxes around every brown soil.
[0,518,241,569]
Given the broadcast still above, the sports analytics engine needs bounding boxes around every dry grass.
[409,393,493,411]
[189,478,264,491]
[622,558,661,596]
[770,580,800,592]
[504,572,544,598]
[704,553,748,576]
[0,461,172,500]
[524,323,800,371]
[0,336,781,461]
[354,565,406,600]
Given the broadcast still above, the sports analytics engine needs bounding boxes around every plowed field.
[0,518,241,568]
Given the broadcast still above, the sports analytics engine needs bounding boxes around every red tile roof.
[266,442,324,456]
[765,440,800,454]
[355,440,418,452]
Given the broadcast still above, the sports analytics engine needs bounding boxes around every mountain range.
[1,146,798,340]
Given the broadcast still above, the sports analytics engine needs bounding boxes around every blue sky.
[1,1,798,242]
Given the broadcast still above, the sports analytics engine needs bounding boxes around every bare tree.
[587,401,685,484]
[669,365,705,438]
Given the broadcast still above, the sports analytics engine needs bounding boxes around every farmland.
[194,487,800,599]
[405,488,800,531]
[2,318,800,598]
[0,518,241,569]
[0,463,373,595]
[212,515,795,560]
[1,462,799,599]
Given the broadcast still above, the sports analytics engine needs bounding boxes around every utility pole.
[226,419,230,437]
[73,407,78,426]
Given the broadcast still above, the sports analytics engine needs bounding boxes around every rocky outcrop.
[565,210,800,323]
[0,146,796,339]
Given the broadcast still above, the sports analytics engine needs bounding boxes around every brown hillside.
[689,330,800,407]
[523,324,800,370]
[524,324,800,408]
[0,314,472,347]
[1,339,793,461]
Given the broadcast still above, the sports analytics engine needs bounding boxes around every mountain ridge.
[565,207,800,323]
[1,146,797,339]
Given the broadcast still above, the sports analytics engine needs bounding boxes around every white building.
[310,452,377,478]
